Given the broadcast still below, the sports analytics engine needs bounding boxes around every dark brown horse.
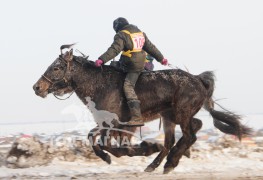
[33,45,252,174]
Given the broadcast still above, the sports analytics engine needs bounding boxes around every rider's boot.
[125,100,144,126]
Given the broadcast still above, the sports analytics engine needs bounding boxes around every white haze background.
[0,0,263,132]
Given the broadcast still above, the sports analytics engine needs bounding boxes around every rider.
[95,17,168,126]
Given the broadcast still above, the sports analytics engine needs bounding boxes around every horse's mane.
[72,55,182,78]
[73,55,125,74]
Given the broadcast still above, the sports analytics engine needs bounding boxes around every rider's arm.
[99,33,125,64]
[143,33,164,63]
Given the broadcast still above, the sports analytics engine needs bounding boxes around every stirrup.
[125,119,144,126]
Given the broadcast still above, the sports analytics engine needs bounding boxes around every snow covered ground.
[0,111,262,179]
[0,122,263,179]
[0,155,263,180]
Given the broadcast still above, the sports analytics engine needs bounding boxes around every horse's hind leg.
[183,117,203,158]
[191,117,203,134]
[145,112,176,172]
[163,115,203,174]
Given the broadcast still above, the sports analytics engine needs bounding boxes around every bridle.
[41,55,75,100]
[40,44,89,100]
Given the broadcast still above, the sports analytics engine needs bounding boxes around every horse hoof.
[144,166,155,172]
[183,149,191,158]
[104,154,111,164]
[163,167,174,174]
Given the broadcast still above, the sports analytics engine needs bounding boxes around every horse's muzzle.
[33,83,48,98]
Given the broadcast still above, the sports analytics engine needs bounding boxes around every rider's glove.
[161,58,168,66]
[95,59,104,67]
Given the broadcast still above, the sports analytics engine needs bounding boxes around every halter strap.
[42,75,53,84]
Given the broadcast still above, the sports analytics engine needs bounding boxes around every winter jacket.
[99,24,164,72]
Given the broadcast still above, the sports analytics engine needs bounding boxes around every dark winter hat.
[113,17,129,32]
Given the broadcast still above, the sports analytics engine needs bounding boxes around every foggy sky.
[0,0,262,127]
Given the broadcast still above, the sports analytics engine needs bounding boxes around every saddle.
[110,60,152,73]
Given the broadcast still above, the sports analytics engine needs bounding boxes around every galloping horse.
[33,45,252,174]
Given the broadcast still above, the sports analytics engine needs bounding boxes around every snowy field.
[1,154,263,180]
[0,118,263,179]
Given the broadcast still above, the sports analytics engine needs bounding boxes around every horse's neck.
[72,63,108,104]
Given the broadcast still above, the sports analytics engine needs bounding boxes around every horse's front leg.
[88,127,111,164]
[131,141,164,156]
[99,129,137,157]
[100,140,163,158]
[145,116,176,172]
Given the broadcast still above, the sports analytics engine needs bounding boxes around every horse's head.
[33,44,76,98]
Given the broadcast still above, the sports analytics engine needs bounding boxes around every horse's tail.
[198,71,253,140]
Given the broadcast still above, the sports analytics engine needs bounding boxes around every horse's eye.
[53,67,60,71]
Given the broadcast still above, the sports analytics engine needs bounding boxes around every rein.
[167,63,178,69]
[53,91,74,100]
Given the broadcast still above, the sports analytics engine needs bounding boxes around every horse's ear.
[63,49,74,62]
[68,49,73,61]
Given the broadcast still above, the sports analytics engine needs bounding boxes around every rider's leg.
[123,72,144,126]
